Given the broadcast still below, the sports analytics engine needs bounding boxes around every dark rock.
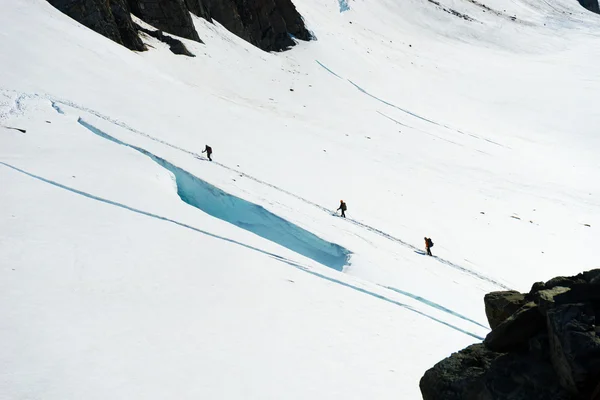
[545,276,586,290]
[480,351,571,400]
[205,0,311,51]
[528,333,551,362]
[110,0,146,50]
[485,302,545,352]
[136,24,195,56]
[529,281,546,294]
[420,343,571,400]
[534,286,572,315]
[420,343,502,400]
[547,302,600,395]
[592,380,600,400]
[583,269,600,284]
[550,283,600,309]
[184,0,211,20]
[128,0,202,42]
[577,0,600,14]
[484,290,527,329]
[208,0,250,43]
[48,0,124,46]
[273,0,311,41]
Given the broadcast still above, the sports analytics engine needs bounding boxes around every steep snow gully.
[77,119,351,271]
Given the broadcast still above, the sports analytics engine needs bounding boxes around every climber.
[424,237,434,256]
[337,200,347,218]
[202,144,213,161]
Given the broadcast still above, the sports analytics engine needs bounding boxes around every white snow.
[1,0,599,398]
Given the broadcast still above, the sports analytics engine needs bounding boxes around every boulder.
[484,290,527,329]
[547,302,600,395]
[484,302,545,352]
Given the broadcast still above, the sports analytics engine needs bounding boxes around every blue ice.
[78,119,351,271]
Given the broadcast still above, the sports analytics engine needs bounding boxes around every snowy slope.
[1,0,599,398]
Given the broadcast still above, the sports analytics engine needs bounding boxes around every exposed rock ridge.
[47,0,311,52]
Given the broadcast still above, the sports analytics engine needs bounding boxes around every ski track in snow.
[36,92,511,291]
[383,285,488,329]
[0,158,485,340]
[315,60,509,149]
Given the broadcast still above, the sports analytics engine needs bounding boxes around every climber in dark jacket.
[337,200,347,218]
[424,237,434,256]
[202,145,213,161]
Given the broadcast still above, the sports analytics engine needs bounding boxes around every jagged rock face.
[273,0,311,41]
[128,0,201,42]
[47,0,144,51]
[421,269,600,400]
[184,0,211,20]
[578,0,600,14]
[205,0,311,51]
[48,0,123,45]
[49,0,310,53]
[110,0,146,50]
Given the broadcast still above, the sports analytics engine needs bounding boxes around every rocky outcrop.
[48,0,124,46]
[48,0,145,51]
[421,269,600,400]
[48,0,311,52]
[127,0,201,42]
[206,0,311,51]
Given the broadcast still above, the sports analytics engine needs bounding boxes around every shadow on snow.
[0,161,483,340]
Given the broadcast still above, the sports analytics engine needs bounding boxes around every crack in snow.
[77,118,351,271]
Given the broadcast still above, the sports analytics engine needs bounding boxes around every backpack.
[427,238,434,247]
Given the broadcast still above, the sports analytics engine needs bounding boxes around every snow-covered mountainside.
[1,0,599,398]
